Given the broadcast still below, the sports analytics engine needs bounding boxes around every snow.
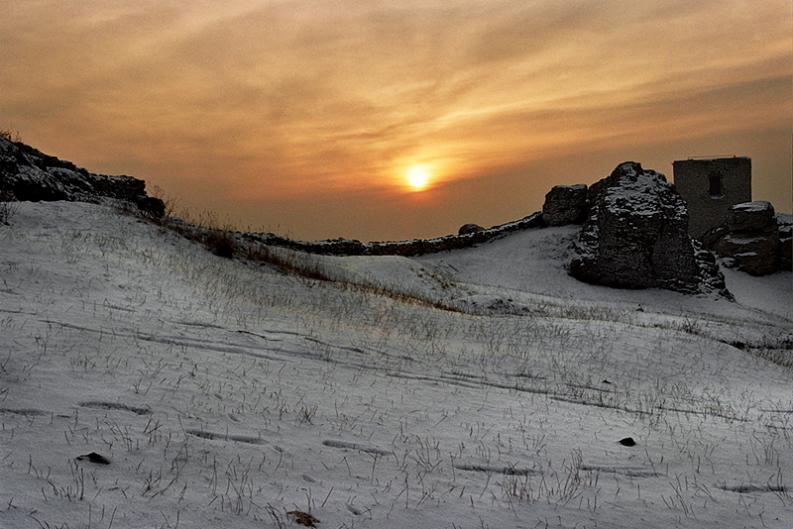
[732,201,773,213]
[1,201,792,529]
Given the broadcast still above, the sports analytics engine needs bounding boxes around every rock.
[728,201,776,234]
[458,223,485,235]
[287,511,320,527]
[715,234,779,276]
[694,242,731,297]
[780,235,791,271]
[569,162,724,294]
[76,452,110,465]
[618,437,636,447]
[542,184,588,226]
[0,136,162,216]
[699,225,729,249]
[709,202,782,275]
[777,214,791,271]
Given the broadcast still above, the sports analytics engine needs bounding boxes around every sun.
[406,165,431,191]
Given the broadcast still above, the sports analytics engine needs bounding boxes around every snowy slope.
[1,202,792,529]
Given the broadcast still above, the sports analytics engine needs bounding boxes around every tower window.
[708,173,723,197]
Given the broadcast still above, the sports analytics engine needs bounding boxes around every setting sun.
[406,165,431,191]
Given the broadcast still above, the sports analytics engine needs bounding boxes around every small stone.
[458,223,485,235]
[76,452,110,465]
[287,511,320,527]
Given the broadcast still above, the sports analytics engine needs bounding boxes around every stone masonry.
[673,157,751,239]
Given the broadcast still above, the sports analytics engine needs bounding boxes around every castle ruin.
[672,157,751,239]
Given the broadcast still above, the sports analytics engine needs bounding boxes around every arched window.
[708,173,723,197]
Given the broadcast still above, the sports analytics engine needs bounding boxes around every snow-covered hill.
[1,201,792,529]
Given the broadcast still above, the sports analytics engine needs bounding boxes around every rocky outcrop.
[458,223,485,235]
[0,137,164,217]
[569,162,726,294]
[542,184,588,226]
[711,202,780,276]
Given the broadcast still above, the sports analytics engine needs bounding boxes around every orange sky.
[1,0,790,241]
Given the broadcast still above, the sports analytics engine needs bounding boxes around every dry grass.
[0,128,21,142]
[0,191,17,225]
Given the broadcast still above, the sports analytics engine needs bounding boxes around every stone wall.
[673,157,751,239]
[240,212,544,257]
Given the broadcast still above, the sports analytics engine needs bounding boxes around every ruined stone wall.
[673,157,751,239]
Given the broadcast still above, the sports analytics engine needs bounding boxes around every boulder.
[0,137,164,217]
[458,223,485,235]
[542,184,588,226]
[709,202,782,275]
[728,201,776,235]
[777,214,792,271]
[569,162,725,294]
[715,234,779,276]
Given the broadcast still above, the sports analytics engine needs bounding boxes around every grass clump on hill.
[0,191,17,225]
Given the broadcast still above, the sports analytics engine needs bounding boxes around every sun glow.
[406,165,431,191]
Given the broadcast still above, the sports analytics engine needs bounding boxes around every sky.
[1,0,790,241]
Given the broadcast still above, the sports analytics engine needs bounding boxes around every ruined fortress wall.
[673,157,751,238]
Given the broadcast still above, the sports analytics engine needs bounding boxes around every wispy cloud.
[1,0,788,239]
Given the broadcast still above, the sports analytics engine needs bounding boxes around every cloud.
[0,0,788,239]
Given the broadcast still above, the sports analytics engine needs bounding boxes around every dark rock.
[780,235,792,271]
[0,136,161,216]
[715,234,779,276]
[458,223,485,235]
[778,215,792,271]
[728,201,776,235]
[76,452,110,465]
[618,437,636,447]
[542,184,588,226]
[694,242,731,298]
[136,196,166,218]
[709,202,782,276]
[569,162,724,294]
[699,225,729,250]
[287,511,320,527]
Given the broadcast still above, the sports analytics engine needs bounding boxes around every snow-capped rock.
[728,201,777,235]
[569,162,726,294]
[711,201,781,275]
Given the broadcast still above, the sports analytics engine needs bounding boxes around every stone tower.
[673,157,751,239]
